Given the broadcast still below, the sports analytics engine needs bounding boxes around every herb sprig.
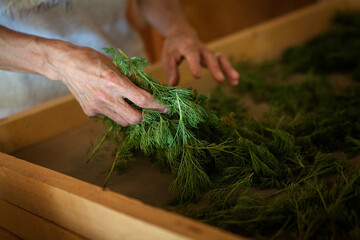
[88,47,218,203]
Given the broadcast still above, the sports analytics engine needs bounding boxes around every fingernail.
[162,107,169,114]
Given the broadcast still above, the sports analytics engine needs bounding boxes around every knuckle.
[102,71,119,88]
[218,54,228,63]
[183,37,195,46]
[83,107,96,117]
[186,52,200,62]
[127,114,142,125]
[94,89,111,104]
[187,50,199,57]
[121,122,129,127]
[91,101,102,111]
[135,91,151,107]
[162,52,179,66]
[110,113,129,127]
[203,48,214,56]
[102,69,115,79]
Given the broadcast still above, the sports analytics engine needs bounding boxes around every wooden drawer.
[1,0,359,239]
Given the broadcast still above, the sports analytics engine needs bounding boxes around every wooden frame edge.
[0,198,87,240]
[146,0,347,81]
[0,226,21,240]
[0,153,245,240]
[0,95,89,153]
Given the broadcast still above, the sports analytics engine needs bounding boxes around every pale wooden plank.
[12,120,176,208]
[0,153,245,240]
[0,95,89,154]
[0,199,87,240]
[345,0,360,10]
[207,0,347,61]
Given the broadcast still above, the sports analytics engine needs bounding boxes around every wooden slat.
[0,153,245,240]
[182,0,316,44]
[146,0,347,83]
[0,199,87,240]
[207,0,346,61]
[0,227,20,240]
[0,95,89,154]
[345,0,360,9]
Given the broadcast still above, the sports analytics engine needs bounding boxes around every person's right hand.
[44,41,167,126]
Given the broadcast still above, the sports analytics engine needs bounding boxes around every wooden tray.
[1,0,359,239]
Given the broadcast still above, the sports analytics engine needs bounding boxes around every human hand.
[44,41,167,126]
[161,30,240,86]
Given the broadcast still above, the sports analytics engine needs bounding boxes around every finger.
[96,90,143,125]
[123,85,168,113]
[112,98,144,125]
[217,54,240,86]
[104,73,168,113]
[100,106,130,126]
[202,51,225,82]
[162,55,179,86]
[184,51,202,79]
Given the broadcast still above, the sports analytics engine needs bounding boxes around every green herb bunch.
[88,48,220,203]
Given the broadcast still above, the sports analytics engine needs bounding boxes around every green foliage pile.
[282,12,360,80]
[89,13,360,239]
[89,48,219,203]
[196,67,360,239]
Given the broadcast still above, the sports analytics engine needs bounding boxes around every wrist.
[36,37,74,82]
[165,24,197,39]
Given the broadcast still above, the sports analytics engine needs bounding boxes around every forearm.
[137,0,195,37]
[0,26,166,126]
[0,25,69,80]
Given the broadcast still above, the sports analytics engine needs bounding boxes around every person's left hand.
[161,30,240,86]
